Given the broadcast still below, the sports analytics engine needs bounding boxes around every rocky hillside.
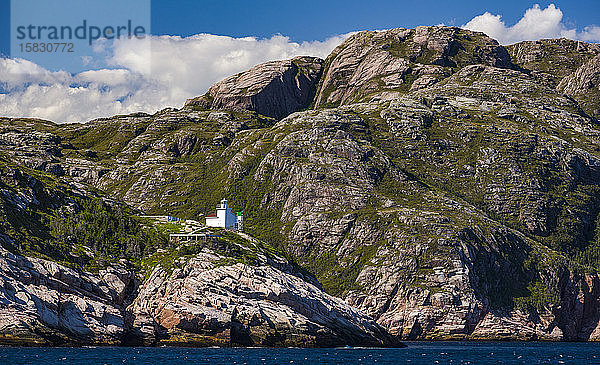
[0,155,396,346]
[0,229,396,346]
[131,246,395,347]
[313,26,513,108]
[2,26,600,342]
[507,38,600,118]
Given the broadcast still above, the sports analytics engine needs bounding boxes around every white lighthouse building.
[205,199,243,231]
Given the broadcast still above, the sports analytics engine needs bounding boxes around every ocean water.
[0,341,599,364]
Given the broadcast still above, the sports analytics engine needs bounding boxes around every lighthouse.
[205,199,243,231]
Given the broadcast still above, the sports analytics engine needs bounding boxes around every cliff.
[184,56,323,120]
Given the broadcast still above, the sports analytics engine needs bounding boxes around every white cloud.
[463,3,600,45]
[0,33,350,123]
[0,58,72,89]
[579,25,600,42]
[3,4,598,124]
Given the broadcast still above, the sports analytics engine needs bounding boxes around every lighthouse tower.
[205,199,242,230]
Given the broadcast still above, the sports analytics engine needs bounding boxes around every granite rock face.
[558,54,600,118]
[313,26,513,108]
[129,250,398,347]
[0,248,137,345]
[507,38,600,83]
[0,246,397,346]
[0,118,66,176]
[185,56,323,120]
[507,38,600,118]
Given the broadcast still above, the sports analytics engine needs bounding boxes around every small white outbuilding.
[205,198,243,231]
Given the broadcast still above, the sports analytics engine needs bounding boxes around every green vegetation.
[506,39,597,79]
[305,240,383,297]
[137,228,298,279]
[514,278,561,312]
[49,198,168,271]
[0,157,168,271]
[0,155,295,279]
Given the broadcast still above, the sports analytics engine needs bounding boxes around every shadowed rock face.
[185,26,515,117]
[185,56,324,120]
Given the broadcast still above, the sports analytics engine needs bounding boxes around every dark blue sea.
[1,342,599,364]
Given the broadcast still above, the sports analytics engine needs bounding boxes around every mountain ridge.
[2,25,600,342]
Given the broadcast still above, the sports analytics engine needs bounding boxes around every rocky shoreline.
[0,247,402,347]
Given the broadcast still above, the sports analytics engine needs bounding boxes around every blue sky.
[148,0,599,40]
[0,1,598,123]
[1,0,598,56]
